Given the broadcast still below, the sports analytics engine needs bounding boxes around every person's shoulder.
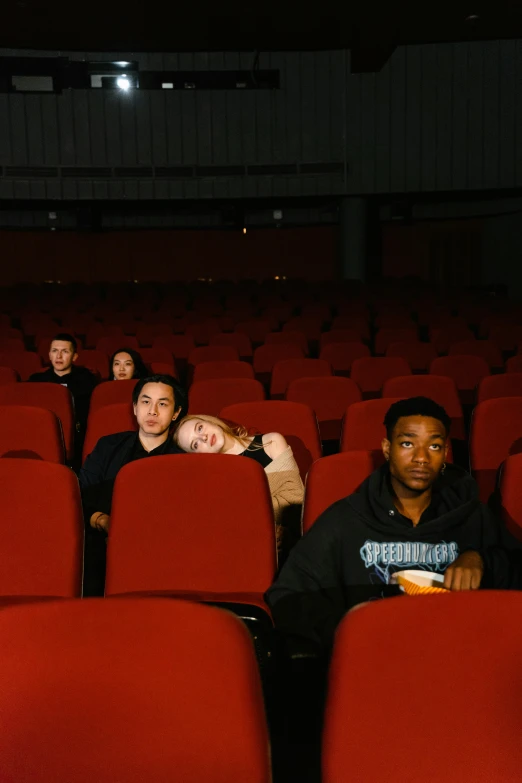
[73,365,97,379]
[262,432,288,459]
[29,369,52,382]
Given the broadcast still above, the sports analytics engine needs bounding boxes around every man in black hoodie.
[266,396,508,658]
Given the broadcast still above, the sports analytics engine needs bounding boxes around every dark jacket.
[29,365,97,428]
[79,431,184,519]
[266,463,509,657]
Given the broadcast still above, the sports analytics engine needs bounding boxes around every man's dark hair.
[51,333,77,353]
[383,396,451,439]
[132,374,189,420]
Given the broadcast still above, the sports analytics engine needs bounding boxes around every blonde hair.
[173,413,264,452]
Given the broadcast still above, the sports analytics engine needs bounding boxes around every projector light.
[116,76,131,91]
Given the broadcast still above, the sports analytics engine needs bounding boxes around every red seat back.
[136,323,172,346]
[319,342,371,375]
[323,593,522,783]
[302,452,373,533]
[0,383,75,460]
[0,351,42,381]
[0,405,64,463]
[374,328,418,355]
[253,344,305,375]
[449,339,503,369]
[320,329,364,348]
[153,334,195,359]
[210,332,253,357]
[189,346,239,366]
[270,358,331,397]
[470,397,522,503]
[430,355,490,400]
[286,376,362,441]
[0,366,18,385]
[234,320,271,345]
[106,456,276,604]
[83,402,137,460]
[500,453,522,542]
[193,361,255,382]
[0,599,271,783]
[220,400,321,479]
[96,335,139,355]
[350,357,411,396]
[76,349,109,378]
[478,374,522,403]
[340,398,403,466]
[385,341,438,372]
[189,379,265,416]
[264,331,309,356]
[0,459,82,597]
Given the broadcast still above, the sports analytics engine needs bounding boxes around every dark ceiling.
[3,0,522,71]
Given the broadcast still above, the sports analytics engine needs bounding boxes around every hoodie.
[266,463,506,657]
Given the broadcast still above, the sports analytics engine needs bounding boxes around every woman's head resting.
[174,414,250,454]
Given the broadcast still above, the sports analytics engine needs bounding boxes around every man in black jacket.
[29,333,98,461]
[266,396,512,658]
[79,374,188,595]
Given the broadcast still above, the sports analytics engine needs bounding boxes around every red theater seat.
[264,331,309,355]
[286,376,361,441]
[301,451,373,533]
[470,397,522,503]
[0,366,18,385]
[430,325,474,354]
[270,358,331,398]
[89,379,138,415]
[0,351,42,381]
[235,319,271,345]
[76,349,109,378]
[189,379,265,416]
[0,405,64,463]
[0,599,271,783]
[478,374,522,403]
[385,341,438,372]
[136,323,172,347]
[210,332,253,358]
[500,453,522,542]
[340,398,403,467]
[506,355,522,373]
[449,339,503,369]
[0,383,75,460]
[430,355,490,405]
[323,593,522,783]
[193,361,255,382]
[253,344,305,377]
[105,456,276,617]
[374,328,418,355]
[0,460,82,601]
[350,357,411,398]
[97,335,139,355]
[220,400,321,479]
[185,319,222,346]
[320,329,364,348]
[189,346,239,366]
[83,402,137,461]
[153,334,195,360]
[319,342,371,376]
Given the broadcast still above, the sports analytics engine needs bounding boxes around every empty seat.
[220,400,321,479]
[152,335,195,368]
[478,373,522,403]
[286,376,361,441]
[499,453,522,541]
[0,405,64,463]
[385,341,438,372]
[0,599,271,783]
[382,374,465,440]
[350,357,411,398]
[0,337,25,351]
[210,332,253,357]
[193,360,255,382]
[470,397,522,503]
[320,329,364,349]
[0,366,18,385]
[189,379,265,416]
[185,319,222,346]
[449,339,503,369]
[374,313,416,329]
[0,460,82,602]
[89,379,138,415]
[264,331,309,355]
[283,317,323,341]
[96,335,139,355]
[106,456,276,617]
[76,349,110,378]
[235,319,271,345]
[301,451,373,533]
[187,344,240,369]
[0,383,75,460]
[430,355,490,405]
[83,402,137,461]
[323,593,522,783]
[85,324,124,348]
[270,358,332,398]
[138,347,175,374]
[253,344,305,377]
[374,328,418,355]
[429,325,474,354]
[506,355,522,373]
[136,323,172,347]
[331,316,370,341]
[0,350,42,380]
[340,398,403,466]
[319,342,371,376]
[488,324,522,352]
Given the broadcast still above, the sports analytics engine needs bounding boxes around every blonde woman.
[174,414,304,551]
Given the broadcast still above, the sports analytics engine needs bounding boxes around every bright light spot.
[243,227,247,234]
[116,76,131,91]
[115,61,131,67]
[162,82,174,89]
[274,276,280,280]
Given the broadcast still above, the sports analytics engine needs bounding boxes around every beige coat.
[264,445,304,549]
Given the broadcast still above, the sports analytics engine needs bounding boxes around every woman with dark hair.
[109,348,149,380]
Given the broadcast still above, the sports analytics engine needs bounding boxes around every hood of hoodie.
[344,462,481,537]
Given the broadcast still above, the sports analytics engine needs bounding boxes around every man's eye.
[401,441,412,447]
[430,444,441,450]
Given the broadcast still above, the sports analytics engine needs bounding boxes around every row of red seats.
[1,391,522,506]
[4,592,519,781]
[4,450,522,608]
